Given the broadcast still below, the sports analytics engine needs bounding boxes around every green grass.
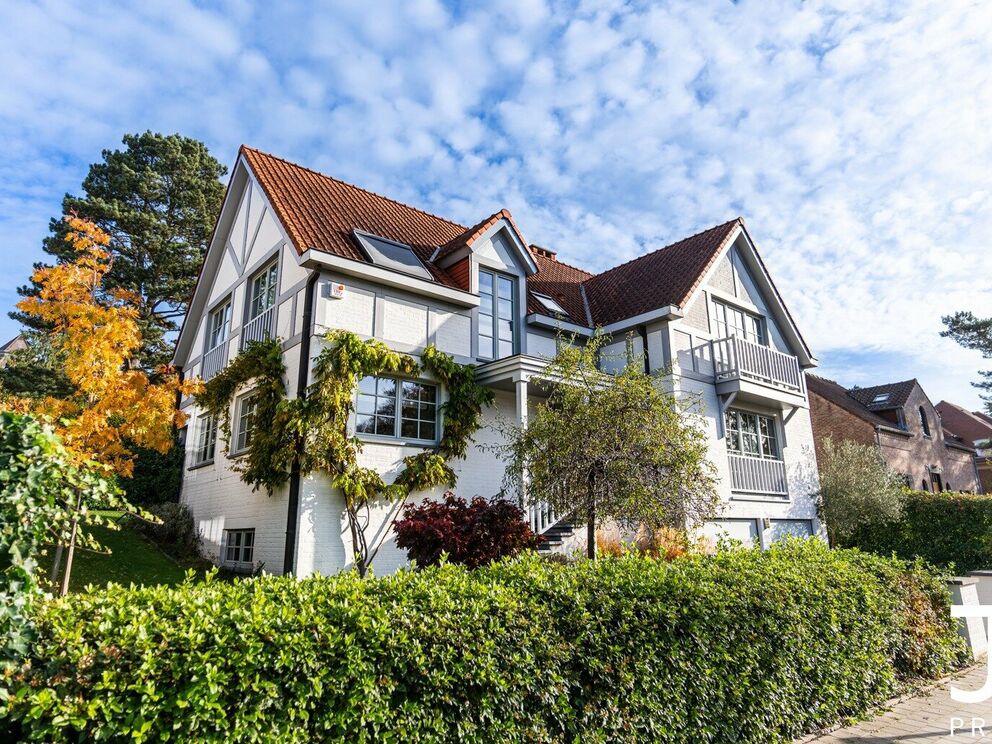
[40,511,190,593]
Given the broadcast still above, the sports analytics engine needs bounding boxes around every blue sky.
[1,0,990,409]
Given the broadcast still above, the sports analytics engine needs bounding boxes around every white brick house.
[173,146,823,576]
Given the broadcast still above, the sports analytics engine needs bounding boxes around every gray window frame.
[725,408,781,460]
[233,392,259,454]
[477,269,517,361]
[246,261,278,323]
[710,299,766,345]
[223,528,255,566]
[205,298,232,353]
[354,375,440,445]
[193,413,218,465]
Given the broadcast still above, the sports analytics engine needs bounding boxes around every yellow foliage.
[8,216,198,476]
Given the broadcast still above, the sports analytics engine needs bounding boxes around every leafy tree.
[942,311,992,413]
[817,437,905,547]
[500,333,719,559]
[11,131,226,370]
[394,492,542,568]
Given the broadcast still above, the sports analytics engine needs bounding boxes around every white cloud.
[0,0,990,407]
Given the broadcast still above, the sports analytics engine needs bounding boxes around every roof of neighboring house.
[238,146,775,331]
[936,400,992,447]
[847,379,919,411]
[807,374,902,430]
[0,334,26,355]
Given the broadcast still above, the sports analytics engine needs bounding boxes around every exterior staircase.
[536,517,576,554]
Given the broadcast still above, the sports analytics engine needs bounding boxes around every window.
[478,270,516,360]
[919,406,931,437]
[223,528,254,565]
[247,262,278,321]
[533,292,568,317]
[356,376,438,442]
[725,409,780,459]
[353,230,433,281]
[710,299,765,344]
[871,392,890,404]
[206,300,232,352]
[193,414,217,465]
[234,393,259,453]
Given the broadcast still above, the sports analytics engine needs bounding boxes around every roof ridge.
[532,250,594,277]
[849,378,918,392]
[581,217,741,284]
[240,145,468,233]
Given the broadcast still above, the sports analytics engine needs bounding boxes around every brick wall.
[808,388,877,467]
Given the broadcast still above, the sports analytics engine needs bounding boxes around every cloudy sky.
[1,0,990,408]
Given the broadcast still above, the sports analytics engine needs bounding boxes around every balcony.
[728,454,788,498]
[201,342,227,381]
[713,336,803,392]
[241,306,275,350]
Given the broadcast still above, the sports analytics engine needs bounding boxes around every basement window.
[353,230,433,281]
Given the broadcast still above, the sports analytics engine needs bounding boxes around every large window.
[711,299,765,344]
[193,414,217,465]
[223,528,254,566]
[356,376,439,443]
[725,409,780,459]
[206,299,232,352]
[248,262,278,321]
[478,270,516,360]
[234,393,259,453]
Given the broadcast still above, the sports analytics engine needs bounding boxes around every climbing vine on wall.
[195,329,495,574]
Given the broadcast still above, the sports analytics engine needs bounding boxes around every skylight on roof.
[871,393,891,404]
[353,230,433,281]
[533,292,568,316]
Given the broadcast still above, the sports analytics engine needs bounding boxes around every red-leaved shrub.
[394,492,543,568]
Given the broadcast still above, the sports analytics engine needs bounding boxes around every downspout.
[283,270,320,575]
[638,325,650,374]
[175,366,185,503]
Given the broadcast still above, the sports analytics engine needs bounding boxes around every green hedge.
[846,490,992,572]
[4,540,964,743]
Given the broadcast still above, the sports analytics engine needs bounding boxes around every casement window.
[223,528,254,566]
[247,261,278,321]
[193,414,217,465]
[478,269,516,360]
[725,409,780,460]
[710,299,765,345]
[234,393,259,453]
[206,299,232,352]
[355,376,439,443]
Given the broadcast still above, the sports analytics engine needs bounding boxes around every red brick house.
[808,376,982,493]
[936,401,992,493]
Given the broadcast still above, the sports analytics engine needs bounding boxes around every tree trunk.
[586,476,596,560]
[60,514,80,597]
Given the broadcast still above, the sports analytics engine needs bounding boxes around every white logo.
[951,605,992,704]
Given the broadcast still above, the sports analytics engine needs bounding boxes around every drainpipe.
[283,270,320,575]
[175,366,185,503]
[638,325,650,374]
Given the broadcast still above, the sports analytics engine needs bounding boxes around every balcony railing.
[713,336,803,393]
[201,342,228,381]
[728,454,788,497]
[528,501,558,535]
[241,306,275,350]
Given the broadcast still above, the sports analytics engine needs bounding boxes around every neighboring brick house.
[0,334,27,368]
[936,401,992,493]
[173,146,824,576]
[808,376,982,493]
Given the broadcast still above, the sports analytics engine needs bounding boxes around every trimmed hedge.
[845,489,992,572]
[4,540,964,743]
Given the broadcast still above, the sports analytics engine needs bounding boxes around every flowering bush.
[394,492,542,568]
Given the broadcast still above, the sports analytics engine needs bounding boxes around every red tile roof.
[807,374,900,429]
[847,379,919,411]
[239,146,748,325]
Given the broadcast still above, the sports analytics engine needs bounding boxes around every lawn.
[39,511,190,593]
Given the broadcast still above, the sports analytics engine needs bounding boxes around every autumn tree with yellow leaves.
[3,216,198,593]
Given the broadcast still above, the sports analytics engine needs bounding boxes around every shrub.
[4,540,965,743]
[129,503,202,564]
[845,489,992,572]
[394,492,542,568]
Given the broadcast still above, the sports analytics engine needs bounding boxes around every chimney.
[530,244,557,260]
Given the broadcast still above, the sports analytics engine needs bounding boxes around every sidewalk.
[801,663,992,742]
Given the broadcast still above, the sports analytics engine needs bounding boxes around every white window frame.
[725,408,781,460]
[205,298,232,354]
[477,269,517,361]
[192,413,217,466]
[354,375,440,444]
[233,392,259,454]
[710,298,766,345]
[247,261,278,322]
[222,528,255,567]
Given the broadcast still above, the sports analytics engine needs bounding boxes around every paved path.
[803,663,992,742]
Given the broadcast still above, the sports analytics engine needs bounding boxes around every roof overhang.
[436,215,539,276]
[601,305,683,334]
[526,313,593,336]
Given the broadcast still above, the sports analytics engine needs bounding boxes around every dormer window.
[533,292,568,317]
[478,270,516,360]
[871,393,890,405]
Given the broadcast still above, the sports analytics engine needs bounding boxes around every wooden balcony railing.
[728,454,789,497]
[713,336,804,393]
[241,306,275,350]
[201,342,227,381]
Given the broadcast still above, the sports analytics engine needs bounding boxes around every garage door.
[702,519,759,547]
[769,519,814,542]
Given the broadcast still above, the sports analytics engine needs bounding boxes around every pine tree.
[942,311,992,413]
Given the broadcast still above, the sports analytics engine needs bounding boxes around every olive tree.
[817,437,906,547]
[500,334,719,558]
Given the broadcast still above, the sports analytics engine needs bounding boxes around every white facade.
[174,153,823,577]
